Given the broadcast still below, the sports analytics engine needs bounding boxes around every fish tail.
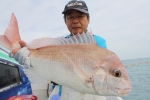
[0,13,21,51]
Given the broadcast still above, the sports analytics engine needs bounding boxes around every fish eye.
[113,69,121,77]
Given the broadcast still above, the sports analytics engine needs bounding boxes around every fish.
[0,13,132,96]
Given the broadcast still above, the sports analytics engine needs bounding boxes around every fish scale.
[29,44,98,72]
[28,44,117,94]
[30,55,96,94]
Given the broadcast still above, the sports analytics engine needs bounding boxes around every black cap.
[62,0,89,14]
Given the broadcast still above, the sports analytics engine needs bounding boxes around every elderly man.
[10,0,122,100]
[62,0,107,47]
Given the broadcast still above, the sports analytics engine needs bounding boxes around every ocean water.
[122,57,150,100]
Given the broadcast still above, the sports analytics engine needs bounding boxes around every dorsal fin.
[27,31,96,49]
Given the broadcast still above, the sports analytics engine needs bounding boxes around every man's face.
[65,10,90,35]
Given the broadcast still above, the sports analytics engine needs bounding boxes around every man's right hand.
[9,40,31,68]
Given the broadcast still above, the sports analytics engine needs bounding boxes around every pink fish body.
[0,13,132,96]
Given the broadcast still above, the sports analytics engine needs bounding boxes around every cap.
[62,0,89,14]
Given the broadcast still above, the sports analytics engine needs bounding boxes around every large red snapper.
[0,13,132,96]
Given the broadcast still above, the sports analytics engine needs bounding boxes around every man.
[10,0,121,100]
[63,0,106,47]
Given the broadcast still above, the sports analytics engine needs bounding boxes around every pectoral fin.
[61,51,91,84]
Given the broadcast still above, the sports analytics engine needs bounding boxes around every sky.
[0,0,150,60]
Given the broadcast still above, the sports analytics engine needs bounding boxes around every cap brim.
[62,8,88,14]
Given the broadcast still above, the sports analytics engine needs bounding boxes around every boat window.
[0,62,22,89]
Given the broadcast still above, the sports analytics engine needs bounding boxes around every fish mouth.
[117,88,132,96]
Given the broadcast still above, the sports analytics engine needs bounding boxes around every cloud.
[0,0,150,60]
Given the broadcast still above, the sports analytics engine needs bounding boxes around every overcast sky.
[0,0,150,60]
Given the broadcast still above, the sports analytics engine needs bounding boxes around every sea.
[122,57,150,100]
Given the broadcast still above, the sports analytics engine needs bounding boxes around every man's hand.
[9,40,30,68]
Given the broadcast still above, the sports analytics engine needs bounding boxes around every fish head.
[92,54,132,96]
